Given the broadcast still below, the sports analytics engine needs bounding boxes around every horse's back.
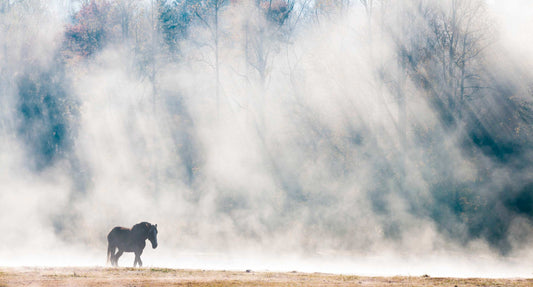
[108,226,130,243]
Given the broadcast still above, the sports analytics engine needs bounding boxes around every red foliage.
[64,0,111,57]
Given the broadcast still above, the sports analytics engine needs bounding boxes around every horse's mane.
[131,222,151,233]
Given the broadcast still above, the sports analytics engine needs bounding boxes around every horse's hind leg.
[107,244,115,266]
[114,249,124,267]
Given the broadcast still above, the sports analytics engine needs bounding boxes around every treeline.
[1,0,533,254]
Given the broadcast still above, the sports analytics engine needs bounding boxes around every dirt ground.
[1,267,532,287]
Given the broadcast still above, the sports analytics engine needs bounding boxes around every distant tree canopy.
[260,0,294,25]
[3,0,532,255]
[65,0,112,57]
[158,0,192,53]
[16,65,77,170]
[61,0,295,60]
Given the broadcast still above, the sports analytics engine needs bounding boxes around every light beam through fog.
[1,0,533,278]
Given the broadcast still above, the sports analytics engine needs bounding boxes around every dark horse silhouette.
[107,222,158,267]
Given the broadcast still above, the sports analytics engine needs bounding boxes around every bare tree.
[112,0,138,41]
[195,0,228,112]
[312,0,351,21]
[426,0,491,121]
[244,0,293,90]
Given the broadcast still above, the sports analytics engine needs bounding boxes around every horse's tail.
[107,231,115,265]
[107,243,113,265]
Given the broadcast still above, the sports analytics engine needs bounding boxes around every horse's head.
[148,224,158,249]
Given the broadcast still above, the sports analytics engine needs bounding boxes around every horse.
[107,222,158,267]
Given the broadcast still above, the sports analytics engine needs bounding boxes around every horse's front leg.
[134,250,143,267]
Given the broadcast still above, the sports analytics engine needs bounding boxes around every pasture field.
[1,267,532,286]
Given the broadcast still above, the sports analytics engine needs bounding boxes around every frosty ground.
[1,267,532,286]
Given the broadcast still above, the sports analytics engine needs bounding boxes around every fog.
[1,0,533,278]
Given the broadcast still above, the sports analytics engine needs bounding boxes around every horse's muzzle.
[152,242,158,249]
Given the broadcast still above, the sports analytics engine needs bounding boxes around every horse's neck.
[131,226,148,240]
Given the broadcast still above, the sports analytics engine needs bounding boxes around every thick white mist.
[0,0,532,279]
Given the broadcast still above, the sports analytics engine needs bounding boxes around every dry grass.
[0,267,532,286]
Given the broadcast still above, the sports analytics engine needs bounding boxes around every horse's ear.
[155,224,157,228]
